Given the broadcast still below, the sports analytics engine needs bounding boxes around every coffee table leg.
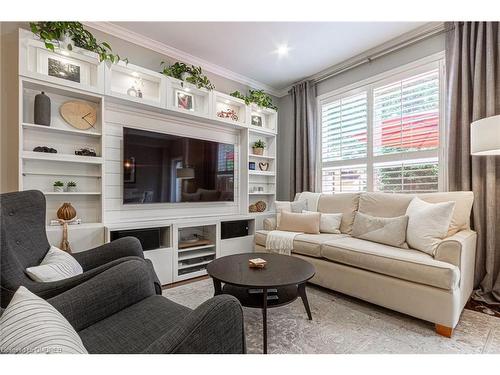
[213,278,222,296]
[262,288,268,354]
[298,283,312,320]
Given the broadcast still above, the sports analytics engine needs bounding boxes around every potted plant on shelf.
[53,181,64,192]
[160,61,215,90]
[252,140,266,156]
[67,181,77,192]
[230,89,278,111]
[29,22,126,64]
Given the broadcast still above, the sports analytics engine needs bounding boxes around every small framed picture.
[251,114,263,127]
[249,162,256,170]
[176,90,194,111]
[48,57,81,83]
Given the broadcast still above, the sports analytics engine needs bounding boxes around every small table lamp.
[470,115,500,155]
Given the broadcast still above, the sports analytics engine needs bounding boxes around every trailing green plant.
[29,22,127,64]
[67,181,77,187]
[53,181,64,187]
[160,61,215,90]
[230,89,277,111]
[253,140,266,149]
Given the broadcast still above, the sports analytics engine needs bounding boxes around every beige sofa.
[255,192,476,337]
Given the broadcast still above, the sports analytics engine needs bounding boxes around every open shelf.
[23,171,102,178]
[22,151,103,164]
[249,170,275,176]
[178,249,216,261]
[22,122,102,137]
[177,243,215,253]
[249,192,276,196]
[178,259,213,270]
[44,191,101,195]
[46,222,104,231]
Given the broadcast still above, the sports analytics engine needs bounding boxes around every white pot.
[54,186,64,192]
[180,72,192,81]
[67,186,77,192]
[59,33,74,51]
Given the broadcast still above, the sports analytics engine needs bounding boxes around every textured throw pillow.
[26,245,83,282]
[352,212,409,248]
[303,210,342,234]
[0,286,88,354]
[277,211,321,234]
[405,197,455,255]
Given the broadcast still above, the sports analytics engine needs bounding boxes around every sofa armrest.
[434,230,477,269]
[48,258,155,331]
[263,217,277,231]
[142,295,245,354]
[72,237,144,271]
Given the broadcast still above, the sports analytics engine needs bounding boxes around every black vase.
[34,91,51,126]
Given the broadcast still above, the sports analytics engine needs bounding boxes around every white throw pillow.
[405,197,455,255]
[303,210,342,234]
[26,245,83,282]
[0,286,88,354]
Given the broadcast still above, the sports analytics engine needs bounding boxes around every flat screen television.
[123,127,235,204]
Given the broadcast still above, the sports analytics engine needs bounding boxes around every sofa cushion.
[358,191,473,236]
[317,193,360,234]
[320,237,460,290]
[255,230,348,258]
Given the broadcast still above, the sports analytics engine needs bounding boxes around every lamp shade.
[470,115,500,155]
[176,167,195,179]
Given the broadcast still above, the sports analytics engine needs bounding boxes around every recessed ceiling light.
[275,44,290,57]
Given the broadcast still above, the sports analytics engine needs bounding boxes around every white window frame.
[316,52,446,193]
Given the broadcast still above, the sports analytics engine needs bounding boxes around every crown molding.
[83,22,285,97]
[281,22,445,95]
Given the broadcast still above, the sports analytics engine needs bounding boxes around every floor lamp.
[471,115,500,155]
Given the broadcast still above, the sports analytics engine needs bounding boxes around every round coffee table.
[206,253,315,354]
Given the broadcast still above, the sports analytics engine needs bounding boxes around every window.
[319,58,443,194]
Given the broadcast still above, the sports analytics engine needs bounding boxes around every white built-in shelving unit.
[17,29,278,276]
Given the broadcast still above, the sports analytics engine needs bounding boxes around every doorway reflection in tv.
[123,127,235,204]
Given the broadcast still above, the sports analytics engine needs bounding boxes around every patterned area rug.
[164,279,500,354]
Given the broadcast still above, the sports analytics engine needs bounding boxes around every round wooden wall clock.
[60,101,97,130]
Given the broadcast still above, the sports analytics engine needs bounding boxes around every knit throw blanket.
[265,230,302,255]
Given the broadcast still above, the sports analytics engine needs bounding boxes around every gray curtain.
[289,80,317,198]
[445,22,500,303]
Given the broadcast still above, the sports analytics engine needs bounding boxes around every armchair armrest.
[48,258,155,331]
[72,237,144,271]
[143,295,245,354]
[263,217,277,231]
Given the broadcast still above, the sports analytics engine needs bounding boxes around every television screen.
[123,127,235,204]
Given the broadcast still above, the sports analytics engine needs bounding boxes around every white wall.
[276,33,445,199]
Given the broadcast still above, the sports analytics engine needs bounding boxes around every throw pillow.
[303,210,342,234]
[405,197,455,255]
[277,211,321,234]
[274,200,308,226]
[0,286,88,354]
[26,245,83,282]
[352,212,409,248]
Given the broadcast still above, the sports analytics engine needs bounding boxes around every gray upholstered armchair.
[0,190,161,307]
[46,258,246,353]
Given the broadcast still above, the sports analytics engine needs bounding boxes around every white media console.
[16,29,277,285]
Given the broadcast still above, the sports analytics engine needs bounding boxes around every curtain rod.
[311,23,448,85]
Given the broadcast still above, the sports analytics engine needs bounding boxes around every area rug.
[164,278,500,354]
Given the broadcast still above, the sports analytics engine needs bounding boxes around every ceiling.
[112,22,426,92]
